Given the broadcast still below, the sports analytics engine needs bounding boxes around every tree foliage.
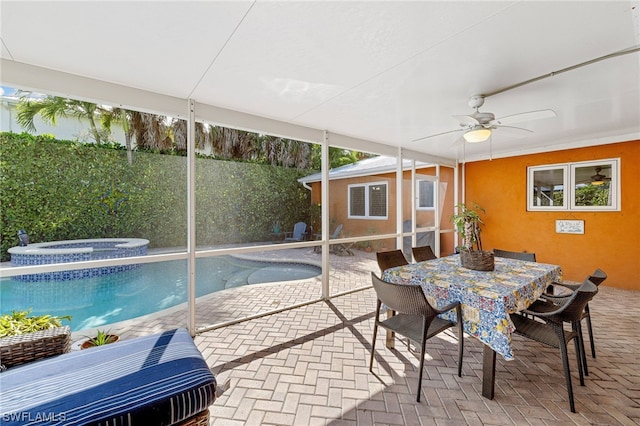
[4,94,363,261]
[16,97,109,144]
[14,93,360,170]
[575,185,610,206]
[0,132,312,261]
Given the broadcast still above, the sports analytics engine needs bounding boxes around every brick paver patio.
[75,248,640,425]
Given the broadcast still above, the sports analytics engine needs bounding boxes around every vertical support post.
[410,160,416,252]
[454,162,461,250]
[460,162,465,203]
[321,131,329,299]
[396,148,403,251]
[434,164,441,256]
[187,99,197,336]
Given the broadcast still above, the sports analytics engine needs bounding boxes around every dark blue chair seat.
[0,328,216,425]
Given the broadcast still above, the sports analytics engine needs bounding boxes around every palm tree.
[209,126,260,161]
[102,108,183,162]
[130,111,170,151]
[101,107,135,164]
[170,119,208,154]
[282,139,312,169]
[16,96,108,144]
[310,145,364,170]
[16,93,323,169]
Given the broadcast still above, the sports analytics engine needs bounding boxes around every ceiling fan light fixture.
[463,126,491,143]
[590,167,609,185]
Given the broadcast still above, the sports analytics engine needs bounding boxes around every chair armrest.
[435,301,461,316]
[539,293,573,303]
[522,297,572,317]
[434,301,463,325]
[521,308,560,318]
[552,280,581,291]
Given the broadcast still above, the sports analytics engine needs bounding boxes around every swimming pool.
[0,256,320,331]
[8,238,149,282]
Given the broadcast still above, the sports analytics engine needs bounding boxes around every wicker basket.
[0,326,71,368]
[460,250,495,271]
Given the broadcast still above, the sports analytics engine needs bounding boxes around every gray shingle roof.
[298,156,433,184]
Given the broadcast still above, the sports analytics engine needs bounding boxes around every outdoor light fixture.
[590,167,608,185]
[463,126,491,143]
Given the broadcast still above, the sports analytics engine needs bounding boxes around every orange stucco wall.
[462,140,639,290]
[309,166,456,256]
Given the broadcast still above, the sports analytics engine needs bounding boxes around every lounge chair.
[328,224,354,256]
[284,222,307,242]
[0,328,217,424]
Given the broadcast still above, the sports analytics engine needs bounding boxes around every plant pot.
[460,250,495,271]
[80,334,120,350]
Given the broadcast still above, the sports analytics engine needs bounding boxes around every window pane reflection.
[531,168,565,207]
[573,163,613,207]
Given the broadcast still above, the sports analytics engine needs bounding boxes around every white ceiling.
[1,1,639,162]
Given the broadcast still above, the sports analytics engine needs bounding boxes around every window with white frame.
[527,158,619,211]
[417,179,435,210]
[348,182,388,219]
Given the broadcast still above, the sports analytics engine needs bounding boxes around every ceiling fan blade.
[493,109,556,125]
[412,128,461,142]
[452,115,479,126]
[492,125,534,137]
[494,125,533,132]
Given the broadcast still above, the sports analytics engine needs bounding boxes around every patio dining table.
[382,254,562,399]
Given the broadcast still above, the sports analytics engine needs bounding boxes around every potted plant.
[450,202,494,271]
[80,329,120,349]
[0,309,72,368]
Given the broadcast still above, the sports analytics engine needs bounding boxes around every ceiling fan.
[413,95,556,143]
[589,167,611,186]
[575,165,612,186]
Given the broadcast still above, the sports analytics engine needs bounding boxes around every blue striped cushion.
[0,328,216,425]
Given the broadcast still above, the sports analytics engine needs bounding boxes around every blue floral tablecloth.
[382,255,562,360]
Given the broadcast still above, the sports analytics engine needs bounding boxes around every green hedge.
[0,132,312,261]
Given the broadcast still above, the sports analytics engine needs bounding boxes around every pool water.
[0,256,320,331]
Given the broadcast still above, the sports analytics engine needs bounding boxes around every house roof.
[298,156,434,184]
[1,2,639,162]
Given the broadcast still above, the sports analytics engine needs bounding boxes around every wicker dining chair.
[544,268,607,362]
[493,248,537,262]
[511,279,598,413]
[369,272,463,402]
[376,249,409,274]
[412,245,437,262]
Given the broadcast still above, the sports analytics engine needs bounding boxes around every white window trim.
[527,158,620,212]
[348,181,388,220]
[416,178,436,211]
[527,164,569,211]
[569,159,619,211]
